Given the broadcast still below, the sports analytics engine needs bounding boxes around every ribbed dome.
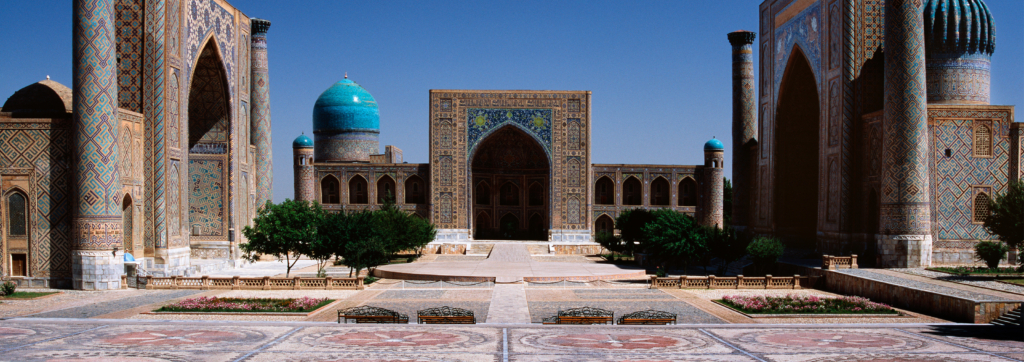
[704,138,724,151]
[293,133,313,148]
[2,79,72,115]
[924,0,995,55]
[312,78,379,133]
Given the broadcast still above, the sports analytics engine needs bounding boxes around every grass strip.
[0,291,59,299]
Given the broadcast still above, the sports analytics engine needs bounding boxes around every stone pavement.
[0,318,1021,361]
[487,284,531,323]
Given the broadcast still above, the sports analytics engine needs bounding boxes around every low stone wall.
[6,276,71,289]
[823,270,1020,324]
[552,244,605,255]
[421,243,467,255]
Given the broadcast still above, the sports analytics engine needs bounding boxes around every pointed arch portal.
[471,126,549,240]
[773,48,820,247]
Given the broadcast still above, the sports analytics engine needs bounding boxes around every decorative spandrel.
[466,108,552,156]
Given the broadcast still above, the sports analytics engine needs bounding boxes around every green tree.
[372,194,436,258]
[746,236,785,275]
[705,226,750,275]
[594,231,626,255]
[240,199,319,277]
[974,241,1009,269]
[615,208,655,256]
[983,180,1024,262]
[642,209,708,272]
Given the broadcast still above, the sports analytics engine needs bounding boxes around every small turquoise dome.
[704,138,724,151]
[924,0,995,55]
[312,78,379,133]
[293,133,313,148]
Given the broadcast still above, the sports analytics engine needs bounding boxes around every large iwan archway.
[773,48,820,247]
[470,126,549,240]
[187,39,231,242]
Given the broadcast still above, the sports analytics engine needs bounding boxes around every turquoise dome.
[312,78,379,133]
[924,0,995,55]
[704,138,724,151]
[293,133,313,148]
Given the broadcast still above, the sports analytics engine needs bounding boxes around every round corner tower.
[700,138,725,229]
[923,0,996,105]
[293,133,315,202]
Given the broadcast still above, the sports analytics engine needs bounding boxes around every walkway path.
[485,284,530,323]
[839,269,1024,301]
[1,318,1020,361]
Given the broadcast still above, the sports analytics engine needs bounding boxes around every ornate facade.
[0,0,271,289]
[295,86,724,250]
[738,0,1020,267]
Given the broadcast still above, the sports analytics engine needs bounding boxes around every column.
[250,18,273,207]
[728,30,756,231]
[879,0,933,267]
[72,0,123,290]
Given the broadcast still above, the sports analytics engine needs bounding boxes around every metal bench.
[542,306,614,325]
[417,306,476,324]
[338,305,409,324]
[617,309,677,325]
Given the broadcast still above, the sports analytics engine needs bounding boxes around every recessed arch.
[528,213,545,238]
[187,37,231,150]
[377,175,396,204]
[528,182,544,206]
[6,188,28,237]
[773,45,821,246]
[404,175,426,204]
[321,175,340,204]
[349,175,367,204]
[499,182,520,206]
[678,177,697,206]
[594,214,614,235]
[499,213,520,236]
[650,177,670,206]
[475,180,491,205]
[595,176,614,205]
[122,193,134,256]
[623,177,642,206]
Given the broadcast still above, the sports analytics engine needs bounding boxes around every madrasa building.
[295,0,1023,268]
[292,80,727,254]
[1,0,272,289]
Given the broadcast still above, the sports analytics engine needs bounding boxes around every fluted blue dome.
[924,0,996,55]
[312,78,379,133]
[704,138,724,151]
[293,133,313,148]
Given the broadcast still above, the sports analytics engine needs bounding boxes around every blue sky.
[2,0,1022,202]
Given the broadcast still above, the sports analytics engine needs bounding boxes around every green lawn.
[1,291,59,299]
[1000,279,1024,286]
[929,266,1024,276]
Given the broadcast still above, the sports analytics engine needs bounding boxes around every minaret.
[293,133,315,202]
[72,0,123,289]
[700,138,725,229]
[250,18,273,207]
[728,30,756,231]
[879,0,933,267]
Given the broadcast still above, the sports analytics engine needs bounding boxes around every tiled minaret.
[879,0,933,267]
[700,138,725,229]
[250,18,273,207]
[72,0,123,289]
[728,30,756,231]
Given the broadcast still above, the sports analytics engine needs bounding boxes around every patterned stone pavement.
[0,319,1021,361]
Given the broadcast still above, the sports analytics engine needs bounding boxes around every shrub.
[595,231,624,255]
[747,237,785,275]
[643,209,708,270]
[1,281,15,296]
[974,241,1009,269]
[983,180,1024,263]
[364,276,378,285]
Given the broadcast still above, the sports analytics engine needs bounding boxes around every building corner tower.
[728,30,756,232]
[293,133,315,202]
[71,0,123,290]
[251,18,273,207]
[879,0,933,267]
[701,138,725,229]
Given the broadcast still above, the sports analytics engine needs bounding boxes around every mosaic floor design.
[0,320,1020,362]
[526,288,725,324]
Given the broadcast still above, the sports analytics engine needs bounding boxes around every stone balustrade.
[123,275,363,290]
[650,275,805,289]
[822,255,859,270]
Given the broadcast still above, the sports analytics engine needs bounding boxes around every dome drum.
[314,130,379,162]
[925,52,991,104]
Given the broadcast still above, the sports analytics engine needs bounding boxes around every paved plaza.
[0,319,1021,361]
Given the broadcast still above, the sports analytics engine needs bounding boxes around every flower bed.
[717,294,898,315]
[929,266,1024,276]
[156,297,333,313]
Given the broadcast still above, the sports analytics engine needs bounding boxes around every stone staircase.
[990,306,1022,327]
[466,243,494,256]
